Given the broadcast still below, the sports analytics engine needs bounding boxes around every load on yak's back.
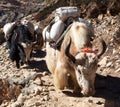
[42,6,86,48]
[3,20,43,68]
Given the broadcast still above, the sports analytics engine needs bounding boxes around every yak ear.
[65,37,76,63]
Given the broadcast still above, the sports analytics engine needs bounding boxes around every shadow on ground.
[59,74,120,107]
[32,50,46,58]
[22,50,49,72]
[95,74,120,100]
[95,74,120,107]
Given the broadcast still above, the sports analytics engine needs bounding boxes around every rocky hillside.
[0,0,120,107]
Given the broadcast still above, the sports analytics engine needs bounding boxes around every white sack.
[42,20,65,42]
[55,6,80,21]
[3,22,16,40]
[49,20,65,42]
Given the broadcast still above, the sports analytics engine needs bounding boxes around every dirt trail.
[0,2,120,106]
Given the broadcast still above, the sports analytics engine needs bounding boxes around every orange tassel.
[80,47,97,54]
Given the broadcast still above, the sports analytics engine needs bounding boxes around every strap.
[55,24,72,46]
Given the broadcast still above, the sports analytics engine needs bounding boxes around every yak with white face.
[46,20,106,96]
[74,53,97,96]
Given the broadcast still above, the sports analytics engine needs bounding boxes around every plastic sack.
[43,19,65,42]
[54,6,80,21]
[3,22,16,40]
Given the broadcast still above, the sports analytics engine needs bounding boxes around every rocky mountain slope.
[0,0,120,107]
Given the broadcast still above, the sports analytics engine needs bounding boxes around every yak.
[45,20,107,96]
[3,21,36,68]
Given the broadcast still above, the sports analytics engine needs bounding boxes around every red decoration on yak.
[80,47,97,54]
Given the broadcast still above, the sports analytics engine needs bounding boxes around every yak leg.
[54,67,68,90]
[69,70,80,93]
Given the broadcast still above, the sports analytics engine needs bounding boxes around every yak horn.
[97,37,107,58]
[65,37,76,63]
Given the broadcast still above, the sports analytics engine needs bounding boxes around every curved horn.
[32,41,38,45]
[65,37,76,63]
[97,37,107,58]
